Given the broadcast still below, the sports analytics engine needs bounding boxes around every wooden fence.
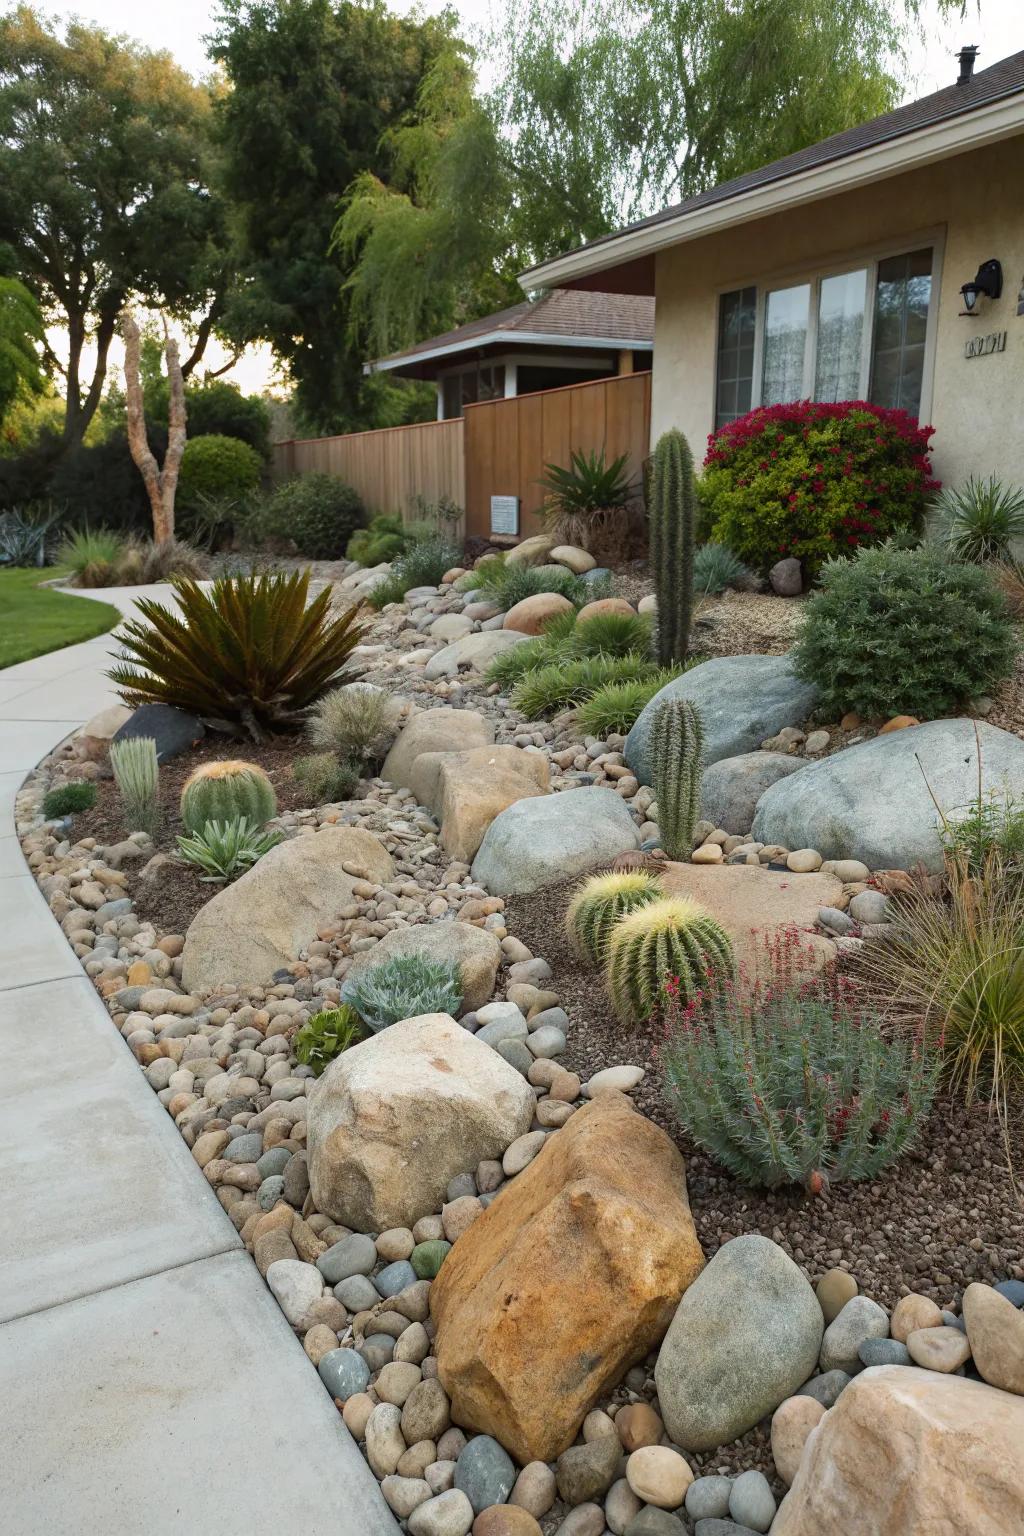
[271,417,464,525]
[462,371,651,542]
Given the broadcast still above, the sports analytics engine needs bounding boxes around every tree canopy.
[0,241,43,428]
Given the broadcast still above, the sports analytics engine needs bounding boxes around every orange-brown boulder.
[430,1092,704,1463]
[503,592,574,635]
[576,597,636,623]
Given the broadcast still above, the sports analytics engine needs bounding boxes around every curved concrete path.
[0,586,398,1534]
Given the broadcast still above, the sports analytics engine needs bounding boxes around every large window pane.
[870,249,933,418]
[815,269,866,402]
[442,374,461,419]
[715,286,756,428]
[762,284,810,404]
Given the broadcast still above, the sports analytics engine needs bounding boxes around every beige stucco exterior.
[651,135,1024,488]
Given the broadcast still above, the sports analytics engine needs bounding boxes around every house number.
[964,331,1007,359]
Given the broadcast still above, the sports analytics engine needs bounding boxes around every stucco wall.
[651,136,1024,489]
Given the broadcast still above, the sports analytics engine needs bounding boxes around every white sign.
[490,495,519,536]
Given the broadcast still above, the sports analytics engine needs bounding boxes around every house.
[520,47,1024,490]
[365,289,653,421]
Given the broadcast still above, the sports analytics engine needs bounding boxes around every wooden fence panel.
[463,372,651,542]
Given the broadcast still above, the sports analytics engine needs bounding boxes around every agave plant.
[108,570,366,740]
[538,447,638,557]
[176,816,283,881]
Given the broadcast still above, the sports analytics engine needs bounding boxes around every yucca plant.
[294,1005,365,1074]
[512,653,661,720]
[934,476,1024,563]
[538,446,637,557]
[176,815,283,881]
[651,697,705,860]
[108,570,365,741]
[110,736,160,837]
[0,503,61,567]
[180,760,277,834]
[575,671,679,735]
[605,896,735,1022]
[343,952,463,1032]
[566,869,663,966]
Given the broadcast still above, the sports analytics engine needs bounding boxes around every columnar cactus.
[565,869,663,967]
[180,759,277,834]
[604,897,735,1022]
[649,428,697,665]
[651,697,705,860]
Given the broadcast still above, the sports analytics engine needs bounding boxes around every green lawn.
[0,567,120,669]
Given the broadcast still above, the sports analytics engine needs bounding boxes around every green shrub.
[366,534,462,608]
[110,736,160,837]
[180,760,277,835]
[663,930,938,1188]
[145,377,271,457]
[294,1005,365,1075]
[649,429,697,664]
[574,671,679,735]
[292,752,361,804]
[605,895,736,1023]
[344,951,463,1032]
[566,869,662,966]
[700,401,937,572]
[307,684,399,762]
[176,815,283,881]
[694,541,753,595]
[262,473,366,559]
[347,513,410,566]
[177,435,263,508]
[42,781,96,818]
[109,570,365,740]
[651,697,704,860]
[512,654,662,719]
[791,545,1017,719]
[933,475,1024,563]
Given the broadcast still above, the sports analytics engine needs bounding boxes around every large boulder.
[753,719,1024,873]
[181,826,393,992]
[654,1234,823,1452]
[425,630,530,681]
[382,708,494,793]
[772,1367,1024,1535]
[342,920,502,1013]
[307,1013,535,1232]
[471,787,641,896]
[438,749,550,861]
[660,862,840,975]
[411,745,549,817]
[431,1093,705,1463]
[503,592,574,635]
[505,534,556,567]
[112,702,205,764]
[699,751,807,835]
[625,656,818,784]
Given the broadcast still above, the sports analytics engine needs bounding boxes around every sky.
[21,0,1024,398]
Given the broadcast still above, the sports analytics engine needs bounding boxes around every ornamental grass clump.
[180,760,276,834]
[344,952,463,1032]
[933,475,1024,563]
[110,736,160,837]
[604,896,735,1023]
[307,683,398,764]
[512,653,661,719]
[486,609,653,689]
[566,869,663,966]
[662,930,938,1190]
[791,545,1017,720]
[292,751,361,805]
[575,671,678,735]
[294,1005,364,1075]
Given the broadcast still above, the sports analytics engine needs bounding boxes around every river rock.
[819,1296,889,1375]
[431,1093,704,1462]
[342,920,501,1013]
[112,702,205,763]
[425,630,531,681]
[504,591,574,635]
[471,787,641,896]
[307,1012,535,1231]
[655,1234,823,1452]
[771,1396,825,1485]
[454,1434,516,1513]
[699,751,807,835]
[963,1282,1024,1394]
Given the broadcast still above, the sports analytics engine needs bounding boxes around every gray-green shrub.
[343,952,463,1032]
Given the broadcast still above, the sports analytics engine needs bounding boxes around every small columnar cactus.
[651,697,705,860]
[605,896,735,1022]
[649,428,697,665]
[565,869,663,967]
[109,735,160,836]
[180,759,277,834]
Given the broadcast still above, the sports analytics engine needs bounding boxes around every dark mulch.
[72,734,309,939]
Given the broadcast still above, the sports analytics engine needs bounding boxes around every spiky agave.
[108,570,365,741]
[605,896,735,1022]
[565,869,663,966]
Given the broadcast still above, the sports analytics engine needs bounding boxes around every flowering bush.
[700,401,938,572]
[661,929,938,1189]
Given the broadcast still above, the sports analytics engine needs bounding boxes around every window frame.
[714,227,945,426]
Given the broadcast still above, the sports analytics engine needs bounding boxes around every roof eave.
[365,328,654,376]
[521,92,1024,291]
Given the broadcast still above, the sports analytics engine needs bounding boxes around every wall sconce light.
[960,259,1002,315]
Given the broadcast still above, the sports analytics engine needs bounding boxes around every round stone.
[859,1337,911,1368]
[525,1025,566,1059]
[377,1360,424,1406]
[472,1507,543,1535]
[771,1395,825,1485]
[816,1268,858,1323]
[407,1489,475,1536]
[365,1401,407,1479]
[376,1259,419,1297]
[381,1475,433,1518]
[502,1131,547,1176]
[318,1346,370,1401]
[583,1410,617,1442]
[256,1145,292,1178]
[377,1227,416,1261]
[796,1369,850,1408]
[907,1325,972,1372]
[358,1332,396,1371]
[398,1441,438,1479]
[616,1403,664,1452]
[412,1240,453,1279]
[454,1434,517,1514]
[395,1321,432,1365]
[624,1446,693,1509]
[684,1474,733,1519]
[509,1461,556,1518]
[342,1391,375,1439]
[604,1477,642,1534]
[402,1378,453,1443]
[585,1065,644,1097]
[317,1233,378,1284]
[786,848,822,873]
[335,1273,380,1312]
[265,1259,323,1327]
[729,1468,777,1532]
[257,1174,285,1211]
[891,1292,944,1343]
[819,1295,889,1374]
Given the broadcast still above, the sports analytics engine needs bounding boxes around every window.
[714,286,756,427]
[439,362,507,419]
[716,244,935,426]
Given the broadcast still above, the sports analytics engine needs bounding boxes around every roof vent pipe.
[956,44,979,85]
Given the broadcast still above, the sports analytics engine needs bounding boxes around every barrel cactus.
[651,697,705,860]
[649,428,697,665]
[565,869,663,966]
[605,896,735,1022]
[180,759,277,834]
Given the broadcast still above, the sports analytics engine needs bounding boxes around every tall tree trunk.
[120,311,187,543]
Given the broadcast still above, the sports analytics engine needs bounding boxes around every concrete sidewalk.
[0,586,398,1534]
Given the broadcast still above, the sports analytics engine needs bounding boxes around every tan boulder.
[503,592,574,635]
[505,535,556,567]
[576,597,635,623]
[411,744,549,818]
[438,749,550,861]
[772,1366,1024,1535]
[342,919,502,1013]
[382,707,494,793]
[75,703,133,760]
[181,826,393,992]
[549,545,597,574]
[963,1282,1024,1394]
[430,1092,705,1463]
[307,1013,535,1232]
[661,860,841,979]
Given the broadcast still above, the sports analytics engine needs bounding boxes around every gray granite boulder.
[654,1234,823,1452]
[753,718,1024,872]
[625,656,818,784]
[471,786,640,895]
[700,751,807,835]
